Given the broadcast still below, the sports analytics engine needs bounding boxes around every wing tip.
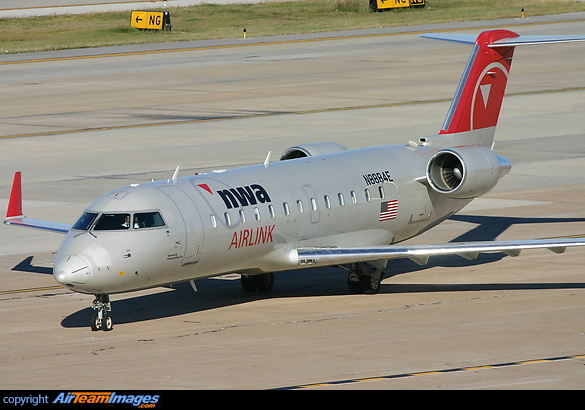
[6,171,23,219]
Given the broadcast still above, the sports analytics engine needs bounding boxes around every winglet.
[6,171,23,219]
[4,172,72,234]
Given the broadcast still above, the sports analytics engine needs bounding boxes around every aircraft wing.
[4,217,71,234]
[3,172,72,234]
[293,236,585,268]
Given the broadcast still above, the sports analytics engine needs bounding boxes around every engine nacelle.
[426,146,511,199]
[279,142,348,161]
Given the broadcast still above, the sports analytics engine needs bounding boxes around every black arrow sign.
[135,16,142,23]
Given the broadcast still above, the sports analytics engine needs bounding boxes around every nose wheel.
[91,294,113,331]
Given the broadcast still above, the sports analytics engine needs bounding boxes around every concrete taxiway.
[1,14,585,390]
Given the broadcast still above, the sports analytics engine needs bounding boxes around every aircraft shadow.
[448,214,585,242]
[15,213,582,328]
[11,256,53,275]
[61,255,585,329]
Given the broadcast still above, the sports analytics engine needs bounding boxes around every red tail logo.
[440,30,518,135]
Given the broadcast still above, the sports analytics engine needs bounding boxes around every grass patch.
[1,0,584,53]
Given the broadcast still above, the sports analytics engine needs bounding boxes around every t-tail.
[421,29,585,148]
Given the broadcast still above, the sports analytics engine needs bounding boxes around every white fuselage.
[53,143,474,295]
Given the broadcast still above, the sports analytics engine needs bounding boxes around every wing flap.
[293,237,585,267]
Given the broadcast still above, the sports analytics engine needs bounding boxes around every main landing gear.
[346,262,383,294]
[239,265,383,296]
[91,294,113,331]
[241,273,274,293]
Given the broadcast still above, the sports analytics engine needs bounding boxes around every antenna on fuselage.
[264,151,271,168]
[170,166,180,183]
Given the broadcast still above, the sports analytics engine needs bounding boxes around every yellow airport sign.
[130,10,171,30]
[372,0,425,11]
[376,0,409,9]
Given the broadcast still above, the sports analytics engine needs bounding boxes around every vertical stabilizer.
[422,29,519,147]
[440,30,518,142]
[421,30,585,148]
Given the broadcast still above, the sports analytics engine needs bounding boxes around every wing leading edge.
[3,172,72,234]
[293,236,585,268]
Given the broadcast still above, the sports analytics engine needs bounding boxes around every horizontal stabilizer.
[420,32,585,47]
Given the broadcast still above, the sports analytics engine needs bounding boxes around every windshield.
[133,212,165,229]
[93,213,131,231]
[72,212,98,230]
[81,211,166,231]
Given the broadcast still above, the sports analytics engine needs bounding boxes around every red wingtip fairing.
[6,171,23,218]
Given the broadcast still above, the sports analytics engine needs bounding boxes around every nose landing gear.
[91,294,113,331]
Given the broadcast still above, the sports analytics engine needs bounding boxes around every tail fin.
[420,30,585,148]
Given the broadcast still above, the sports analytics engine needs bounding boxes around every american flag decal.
[379,199,398,221]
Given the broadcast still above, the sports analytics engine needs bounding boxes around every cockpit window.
[72,212,98,230]
[93,213,131,230]
[133,212,165,229]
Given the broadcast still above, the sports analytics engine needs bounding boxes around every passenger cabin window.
[210,214,218,228]
[133,212,165,229]
[324,195,331,209]
[350,191,357,204]
[254,207,261,221]
[297,200,304,214]
[310,197,317,211]
[224,212,231,226]
[283,202,290,216]
[268,205,275,218]
[73,212,98,230]
[378,186,385,199]
[338,193,345,206]
[93,213,131,230]
[364,189,371,202]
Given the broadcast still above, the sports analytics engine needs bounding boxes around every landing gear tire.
[91,312,114,331]
[256,272,274,292]
[91,294,113,331]
[241,273,274,293]
[347,263,383,295]
[360,274,381,294]
[101,313,113,331]
[241,275,257,292]
[348,273,362,294]
[91,312,101,331]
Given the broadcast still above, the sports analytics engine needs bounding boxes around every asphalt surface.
[1,12,585,390]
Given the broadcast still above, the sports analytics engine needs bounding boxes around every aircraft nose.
[53,255,91,286]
